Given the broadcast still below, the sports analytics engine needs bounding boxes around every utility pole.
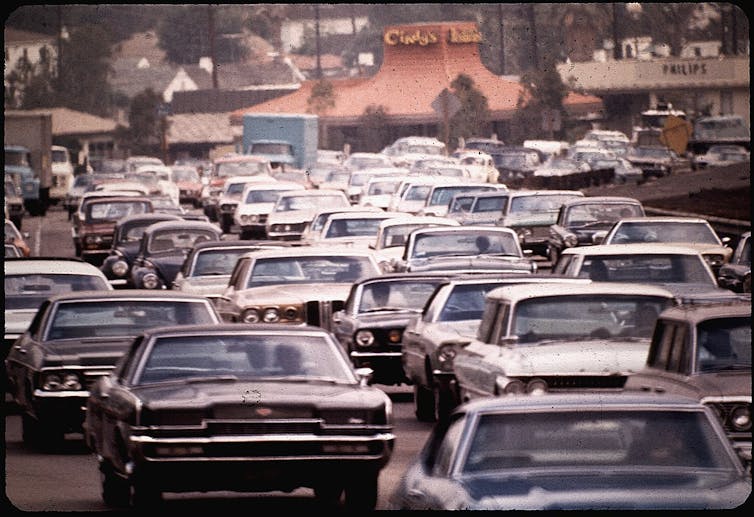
[208,5,218,89]
[56,5,63,93]
[527,4,538,70]
[498,4,505,75]
[612,3,622,60]
[315,4,322,79]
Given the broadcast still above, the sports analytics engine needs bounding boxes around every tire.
[413,381,436,422]
[131,479,161,508]
[21,413,40,446]
[314,480,343,507]
[100,462,130,508]
[344,471,378,511]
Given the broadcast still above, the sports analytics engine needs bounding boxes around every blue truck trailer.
[241,113,318,171]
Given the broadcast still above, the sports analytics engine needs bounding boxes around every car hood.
[457,472,750,510]
[408,255,534,273]
[496,339,650,375]
[627,368,752,398]
[4,309,38,336]
[235,283,352,306]
[268,210,318,225]
[350,311,419,327]
[149,253,189,283]
[132,380,385,412]
[37,338,134,366]
[175,276,230,296]
[80,221,117,233]
[236,202,275,215]
[112,242,140,260]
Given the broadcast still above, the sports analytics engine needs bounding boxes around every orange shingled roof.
[231,21,601,124]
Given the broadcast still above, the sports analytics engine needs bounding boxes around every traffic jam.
[4,4,751,511]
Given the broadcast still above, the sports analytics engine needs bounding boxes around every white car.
[416,182,501,217]
[301,205,383,244]
[358,175,408,210]
[4,257,114,349]
[370,215,460,272]
[452,149,501,183]
[233,180,305,239]
[266,189,351,241]
[312,210,402,248]
[345,167,409,205]
[216,174,278,234]
[388,176,461,215]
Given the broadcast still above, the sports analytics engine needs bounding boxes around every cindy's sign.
[384,27,482,46]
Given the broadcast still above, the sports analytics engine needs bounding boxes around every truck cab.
[5,145,44,215]
[50,145,75,205]
[247,140,296,171]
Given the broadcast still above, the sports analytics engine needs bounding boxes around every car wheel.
[131,479,162,508]
[434,384,457,423]
[21,413,40,446]
[100,462,130,507]
[413,381,436,422]
[314,480,343,507]
[344,470,378,511]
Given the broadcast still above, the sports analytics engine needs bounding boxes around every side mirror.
[354,367,374,387]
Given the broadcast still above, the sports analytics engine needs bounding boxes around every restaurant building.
[231,21,603,151]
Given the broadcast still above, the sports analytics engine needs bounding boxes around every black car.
[546,196,644,264]
[129,219,222,289]
[100,213,183,287]
[84,324,395,509]
[330,273,453,386]
[4,290,221,450]
[718,231,751,293]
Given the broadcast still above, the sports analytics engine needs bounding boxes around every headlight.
[262,308,280,323]
[526,378,548,395]
[42,372,82,391]
[355,330,374,347]
[564,233,578,248]
[242,309,260,323]
[142,273,161,289]
[83,235,103,245]
[498,377,525,395]
[704,254,724,265]
[282,306,299,320]
[730,405,751,432]
[111,260,129,277]
[437,344,457,363]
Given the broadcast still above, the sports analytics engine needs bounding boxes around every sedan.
[129,219,222,290]
[84,324,394,509]
[597,216,733,275]
[389,393,751,510]
[390,226,536,274]
[4,291,220,450]
[99,213,183,287]
[330,273,452,386]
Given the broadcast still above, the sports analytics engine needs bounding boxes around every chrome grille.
[207,419,321,436]
[545,376,627,390]
[305,300,345,330]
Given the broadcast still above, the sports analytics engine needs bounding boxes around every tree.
[118,88,164,156]
[448,74,490,151]
[356,105,391,152]
[307,79,336,115]
[508,66,568,144]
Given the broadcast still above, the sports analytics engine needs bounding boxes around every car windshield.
[411,232,520,259]
[136,334,355,385]
[367,180,400,195]
[580,255,714,284]
[171,168,200,182]
[696,316,752,372]
[325,170,351,183]
[608,221,720,245]
[438,282,505,322]
[564,203,643,226]
[462,410,731,473]
[324,217,388,238]
[358,280,442,312]
[380,224,436,248]
[245,189,292,204]
[428,186,491,206]
[191,248,254,276]
[216,161,269,177]
[511,295,673,342]
[5,274,110,310]
[119,221,164,243]
[247,256,374,286]
[44,300,216,340]
[86,201,151,222]
[472,196,507,213]
[148,230,216,252]
[275,194,348,212]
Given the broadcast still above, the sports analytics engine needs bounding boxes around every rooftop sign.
[384,26,482,46]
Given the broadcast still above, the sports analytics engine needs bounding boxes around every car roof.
[439,273,590,287]
[507,189,584,197]
[239,247,378,259]
[190,239,290,251]
[378,216,459,227]
[460,391,711,415]
[655,299,751,323]
[325,211,401,221]
[4,258,112,278]
[613,216,709,224]
[241,181,304,192]
[564,196,642,205]
[142,220,221,234]
[278,189,347,197]
[409,226,517,236]
[560,243,708,256]
[141,322,331,338]
[114,213,183,226]
[486,281,676,301]
[42,290,217,303]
